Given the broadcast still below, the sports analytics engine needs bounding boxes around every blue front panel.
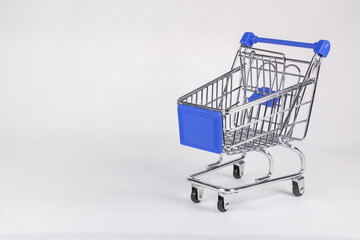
[177,104,223,154]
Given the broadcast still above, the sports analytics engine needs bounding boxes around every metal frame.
[178,45,323,211]
[188,143,305,195]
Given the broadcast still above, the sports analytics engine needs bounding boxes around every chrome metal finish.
[207,153,224,168]
[280,143,306,174]
[190,154,246,179]
[178,47,321,153]
[255,148,273,183]
[179,43,325,211]
[187,145,305,195]
[189,172,303,195]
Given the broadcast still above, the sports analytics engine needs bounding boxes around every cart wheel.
[233,161,244,179]
[217,195,229,212]
[292,176,305,197]
[191,186,203,203]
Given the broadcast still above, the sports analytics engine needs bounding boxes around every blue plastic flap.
[248,87,278,107]
[177,105,223,154]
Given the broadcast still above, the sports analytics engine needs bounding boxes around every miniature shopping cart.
[177,32,330,212]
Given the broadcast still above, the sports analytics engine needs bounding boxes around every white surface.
[0,0,360,239]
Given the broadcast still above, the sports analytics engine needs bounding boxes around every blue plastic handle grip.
[240,32,330,58]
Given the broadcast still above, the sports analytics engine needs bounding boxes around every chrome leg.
[207,153,224,168]
[280,143,306,174]
[190,153,246,179]
[255,148,274,183]
[280,143,306,197]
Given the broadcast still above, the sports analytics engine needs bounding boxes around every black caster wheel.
[191,186,203,203]
[233,161,244,179]
[217,195,229,212]
[292,176,305,197]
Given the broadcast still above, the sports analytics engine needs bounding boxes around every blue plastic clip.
[248,87,279,107]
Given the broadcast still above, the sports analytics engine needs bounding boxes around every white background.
[0,0,360,239]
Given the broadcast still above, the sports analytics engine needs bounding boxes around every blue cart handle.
[240,32,330,58]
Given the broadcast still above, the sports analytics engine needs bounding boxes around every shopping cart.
[177,32,330,212]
